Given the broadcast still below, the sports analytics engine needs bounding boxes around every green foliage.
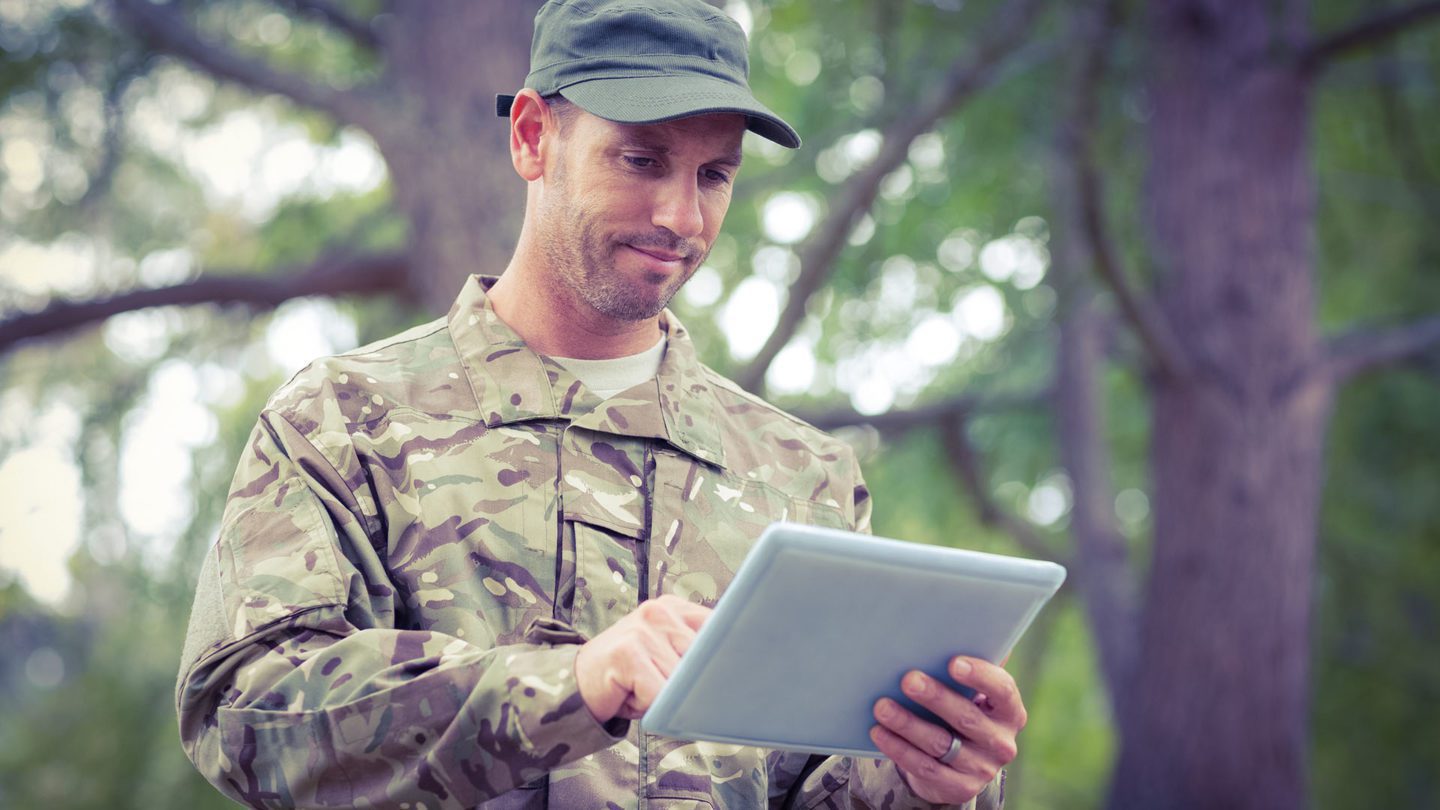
[241,183,406,270]
[1305,6,1440,805]
[867,426,1034,555]
[0,555,234,810]
[1313,371,1440,809]
[1010,601,1115,810]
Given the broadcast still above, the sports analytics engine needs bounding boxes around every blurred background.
[1,0,1437,807]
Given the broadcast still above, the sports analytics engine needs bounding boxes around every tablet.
[640,521,1066,756]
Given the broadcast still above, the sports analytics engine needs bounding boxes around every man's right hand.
[573,594,712,723]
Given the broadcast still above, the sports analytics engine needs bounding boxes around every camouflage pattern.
[177,275,1003,809]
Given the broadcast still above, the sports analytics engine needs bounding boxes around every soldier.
[176,1,1026,807]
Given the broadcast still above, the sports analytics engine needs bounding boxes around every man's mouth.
[625,244,687,264]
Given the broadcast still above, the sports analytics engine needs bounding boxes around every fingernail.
[905,672,930,696]
[952,658,972,678]
[876,699,895,720]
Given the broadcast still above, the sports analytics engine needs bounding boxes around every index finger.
[948,657,1025,725]
[650,593,713,630]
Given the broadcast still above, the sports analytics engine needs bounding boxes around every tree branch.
[0,252,408,354]
[75,59,149,211]
[797,388,1048,435]
[940,417,1069,563]
[1299,1,1440,73]
[272,0,383,50]
[1373,56,1440,220]
[1061,0,1192,383]
[1076,157,1193,382]
[735,0,1051,394]
[1326,314,1440,384]
[111,0,382,130]
[795,390,1063,561]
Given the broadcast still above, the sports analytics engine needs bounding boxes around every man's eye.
[703,169,732,185]
[623,156,658,169]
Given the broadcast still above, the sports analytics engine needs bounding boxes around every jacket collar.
[447,275,727,469]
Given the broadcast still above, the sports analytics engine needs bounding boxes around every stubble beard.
[539,158,707,322]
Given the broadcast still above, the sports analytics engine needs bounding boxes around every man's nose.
[651,174,704,240]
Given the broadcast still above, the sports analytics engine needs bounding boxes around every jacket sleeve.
[175,409,626,809]
[766,753,1005,810]
[763,453,1006,810]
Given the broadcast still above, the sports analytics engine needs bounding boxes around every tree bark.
[1109,2,1329,808]
[371,0,539,314]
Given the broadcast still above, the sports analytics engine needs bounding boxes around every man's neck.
[487,257,663,360]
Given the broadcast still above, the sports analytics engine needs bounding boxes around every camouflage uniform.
[178,275,1003,809]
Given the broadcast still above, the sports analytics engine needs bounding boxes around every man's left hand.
[869,656,1026,805]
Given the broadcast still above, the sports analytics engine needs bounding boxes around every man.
[176,1,1025,807]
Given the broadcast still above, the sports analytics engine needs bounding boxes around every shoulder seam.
[269,318,449,399]
[334,318,447,358]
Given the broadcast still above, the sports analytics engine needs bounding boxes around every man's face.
[536,106,746,323]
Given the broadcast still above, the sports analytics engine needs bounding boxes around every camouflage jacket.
[177,275,1003,810]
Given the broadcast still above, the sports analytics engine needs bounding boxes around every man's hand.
[573,594,712,723]
[869,656,1027,805]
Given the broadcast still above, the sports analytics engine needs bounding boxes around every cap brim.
[556,74,800,149]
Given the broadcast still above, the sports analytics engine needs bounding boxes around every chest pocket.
[559,430,649,633]
[648,450,848,607]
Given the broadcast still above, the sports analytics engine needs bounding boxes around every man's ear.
[510,89,556,182]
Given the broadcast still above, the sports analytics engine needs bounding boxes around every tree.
[1103,3,1440,806]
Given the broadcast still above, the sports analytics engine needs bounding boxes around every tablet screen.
[641,522,1066,756]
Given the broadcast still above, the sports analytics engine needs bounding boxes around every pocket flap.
[219,496,346,640]
[559,436,647,539]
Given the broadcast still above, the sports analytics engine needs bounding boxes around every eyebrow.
[713,149,744,169]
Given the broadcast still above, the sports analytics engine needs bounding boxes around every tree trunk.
[372,1,540,314]
[1109,2,1330,808]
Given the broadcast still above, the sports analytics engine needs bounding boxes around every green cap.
[496,0,800,148]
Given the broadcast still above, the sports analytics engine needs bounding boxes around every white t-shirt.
[550,336,667,399]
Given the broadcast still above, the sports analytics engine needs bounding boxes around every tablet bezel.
[640,521,1067,756]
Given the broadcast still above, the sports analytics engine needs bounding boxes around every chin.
[582,284,669,322]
